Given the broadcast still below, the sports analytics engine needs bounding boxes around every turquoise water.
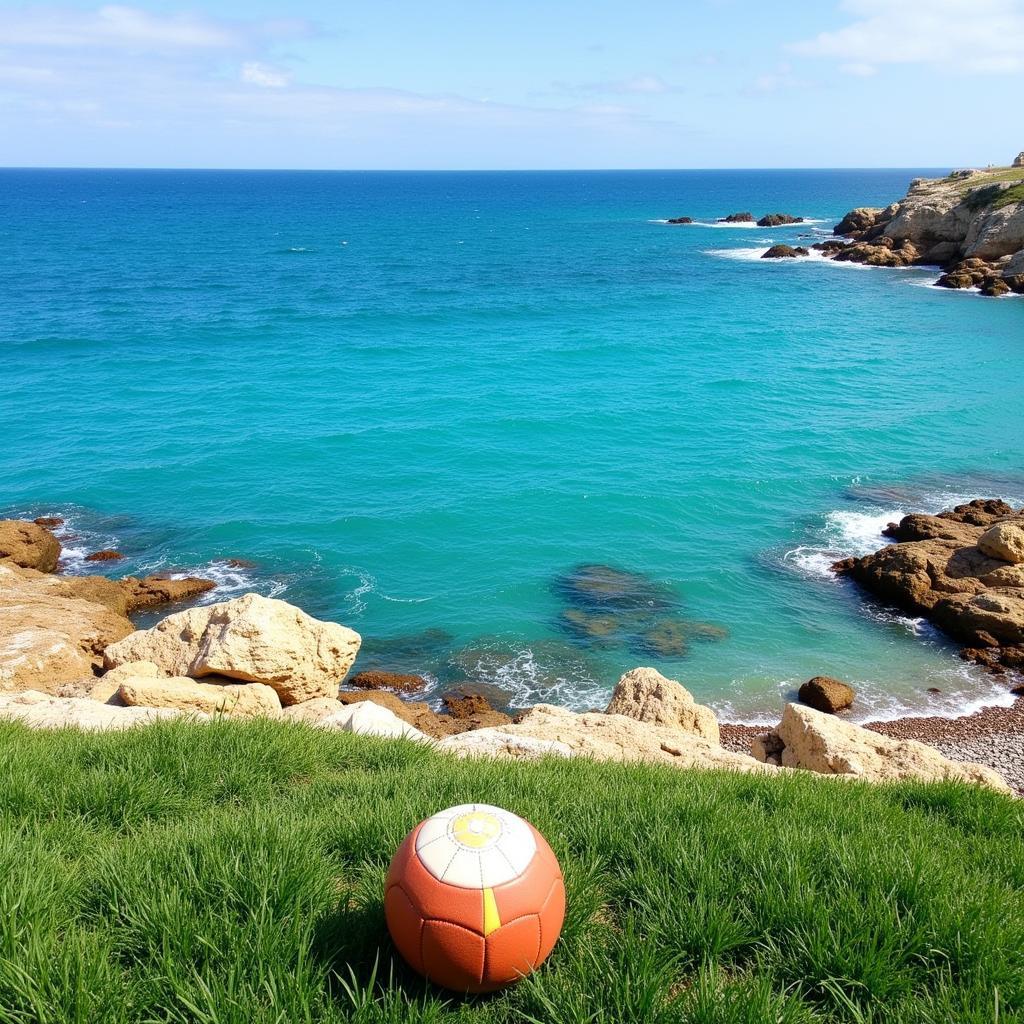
[2,168,1022,722]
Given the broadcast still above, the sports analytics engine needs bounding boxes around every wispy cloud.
[789,0,1024,75]
[240,62,290,89]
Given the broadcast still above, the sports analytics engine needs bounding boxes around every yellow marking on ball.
[482,887,501,936]
[452,810,501,849]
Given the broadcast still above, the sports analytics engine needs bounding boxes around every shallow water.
[2,168,1022,721]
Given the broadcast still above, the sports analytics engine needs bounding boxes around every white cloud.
[790,0,1024,75]
[240,62,290,88]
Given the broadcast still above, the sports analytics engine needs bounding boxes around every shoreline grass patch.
[0,718,1021,1022]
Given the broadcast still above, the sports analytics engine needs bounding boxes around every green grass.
[0,719,1021,1023]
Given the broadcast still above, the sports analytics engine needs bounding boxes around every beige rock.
[759,703,1010,792]
[118,676,282,717]
[0,520,61,573]
[104,594,361,705]
[605,667,720,743]
[90,660,162,703]
[315,701,429,742]
[978,522,1024,564]
[282,697,344,724]
[0,562,134,692]
[438,729,574,761]
[0,690,194,730]
[481,703,774,773]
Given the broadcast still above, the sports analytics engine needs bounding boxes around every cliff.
[825,160,1024,296]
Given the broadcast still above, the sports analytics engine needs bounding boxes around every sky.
[1,0,1023,169]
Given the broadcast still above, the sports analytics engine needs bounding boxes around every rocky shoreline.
[1,512,1022,795]
[758,158,1024,295]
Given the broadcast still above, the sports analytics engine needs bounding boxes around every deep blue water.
[2,168,1022,721]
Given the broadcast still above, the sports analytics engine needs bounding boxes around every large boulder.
[753,703,1010,792]
[475,703,773,774]
[978,522,1024,564]
[834,207,885,238]
[103,594,361,705]
[0,690,193,730]
[798,676,855,714]
[0,562,134,691]
[605,667,719,743]
[0,520,61,573]
[761,244,808,259]
[118,676,282,717]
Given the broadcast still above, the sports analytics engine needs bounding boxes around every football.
[384,803,565,992]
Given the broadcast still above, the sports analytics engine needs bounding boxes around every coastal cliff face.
[828,162,1024,295]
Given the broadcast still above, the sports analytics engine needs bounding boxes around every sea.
[2,167,1022,723]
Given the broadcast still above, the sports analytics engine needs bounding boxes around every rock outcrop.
[86,550,124,562]
[437,730,573,761]
[0,690,195,730]
[119,575,216,612]
[798,676,855,714]
[118,675,282,717]
[761,244,809,259]
[315,701,429,742]
[833,500,1024,676]
[458,703,774,773]
[752,703,1010,792]
[667,216,692,224]
[605,667,719,743]
[719,212,754,223]
[0,562,134,691]
[104,593,361,705]
[978,522,1024,564]
[826,165,1024,295]
[757,213,804,227]
[0,520,61,573]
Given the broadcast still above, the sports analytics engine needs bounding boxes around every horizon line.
[0,164,959,174]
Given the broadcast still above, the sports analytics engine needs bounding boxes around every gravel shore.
[721,697,1024,795]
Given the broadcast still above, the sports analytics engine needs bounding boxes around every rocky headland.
[800,159,1024,295]
[1,514,1021,795]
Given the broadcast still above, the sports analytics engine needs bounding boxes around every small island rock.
[761,244,809,259]
[798,676,855,714]
[756,213,804,227]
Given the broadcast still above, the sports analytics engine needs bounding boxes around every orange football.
[384,803,565,992]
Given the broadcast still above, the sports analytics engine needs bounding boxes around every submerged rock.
[553,563,674,612]
[798,676,855,714]
[752,703,1009,792]
[0,520,61,573]
[104,593,361,705]
[120,575,216,612]
[85,549,124,562]
[33,516,64,529]
[347,669,426,693]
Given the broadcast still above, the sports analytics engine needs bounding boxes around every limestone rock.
[282,697,344,724]
[0,690,194,730]
[90,660,161,703]
[86,550,124,562]
[798,676,855,714]
[0,520,61,573]
[119,676,282,717]
[103,593,361,705]
[0,562,134,691]
[119,575,216,613]
[834,207,884,238]
[606,667,719,743]
[481,703,773,773]
[315,701,429,742]
[757,703,1010,792]
[978,522,1024,564]
[438,730,573,761]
